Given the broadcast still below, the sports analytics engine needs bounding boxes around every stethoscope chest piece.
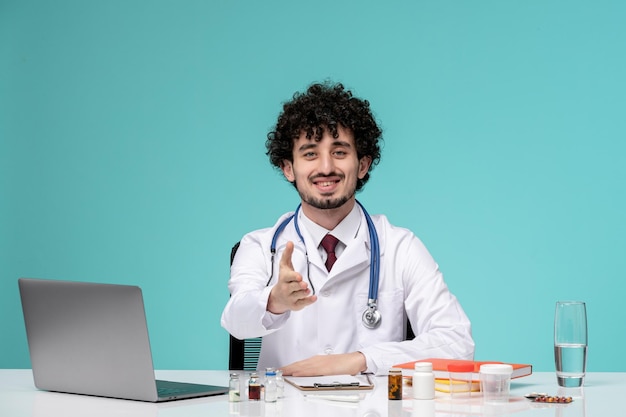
[362,301,382,329]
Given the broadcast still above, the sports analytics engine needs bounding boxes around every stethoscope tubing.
[357,201,380,305]
[267,201,381,328]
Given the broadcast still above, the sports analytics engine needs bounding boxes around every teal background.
[2,1,625,372]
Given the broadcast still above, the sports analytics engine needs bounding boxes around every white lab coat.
[221,207,474,374]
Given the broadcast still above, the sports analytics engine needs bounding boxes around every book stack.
[394,358,532,393]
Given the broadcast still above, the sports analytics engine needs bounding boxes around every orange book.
[394,358,532,381]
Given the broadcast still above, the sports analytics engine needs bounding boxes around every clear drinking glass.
[554,301,588,387]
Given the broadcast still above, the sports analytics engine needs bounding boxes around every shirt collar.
[298,203,362,248]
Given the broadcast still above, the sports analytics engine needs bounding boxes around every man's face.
[281,125,371,212]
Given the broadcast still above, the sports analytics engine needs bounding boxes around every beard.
[294,176,356,210]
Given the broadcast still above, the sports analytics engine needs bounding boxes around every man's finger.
[292,295,317,310]
[279,241,295,270]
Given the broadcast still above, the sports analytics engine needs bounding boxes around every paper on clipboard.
[284,374,374,391]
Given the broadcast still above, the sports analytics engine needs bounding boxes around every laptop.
[18,277,228,402]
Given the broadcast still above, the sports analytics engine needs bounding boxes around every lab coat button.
[324,347,333,354]
[321,290,331,297]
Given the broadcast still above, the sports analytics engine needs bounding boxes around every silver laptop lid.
[19,278,161,402]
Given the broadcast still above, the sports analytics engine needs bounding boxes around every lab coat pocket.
[354,289,404,349]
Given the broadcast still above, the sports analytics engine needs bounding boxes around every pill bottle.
[412,362,435,400]
[388,368,403,400]
[480,364,513,403]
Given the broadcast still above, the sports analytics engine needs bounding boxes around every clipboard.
[284,374,374,391]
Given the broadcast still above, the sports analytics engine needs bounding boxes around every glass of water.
[554,301,588,387]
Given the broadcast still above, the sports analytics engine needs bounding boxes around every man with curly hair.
[221,81,474,376]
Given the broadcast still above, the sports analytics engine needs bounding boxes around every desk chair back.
[228,242,262,371]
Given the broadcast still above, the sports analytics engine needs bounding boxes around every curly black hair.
[266,81,383,191]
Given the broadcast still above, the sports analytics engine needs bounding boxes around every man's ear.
[358,156,372,179]
[281,160,295,182]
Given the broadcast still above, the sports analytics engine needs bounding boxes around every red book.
[394,358,533,380]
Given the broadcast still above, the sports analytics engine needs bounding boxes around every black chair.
[228,242,263,371]
[227,241,415,370]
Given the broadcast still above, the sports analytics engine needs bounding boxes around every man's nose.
[318,153,335,174]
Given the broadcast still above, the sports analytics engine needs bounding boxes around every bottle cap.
[266,371,276,376]
[389,367,402,374]
[479,364,513,375]
[414,362,433,372]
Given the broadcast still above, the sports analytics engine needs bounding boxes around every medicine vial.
[228,372,241,402]
[275,369,285,398]
[388,368,403,400]
[264,370,278,403]
[412,362,435,400]
[248,372,261,400]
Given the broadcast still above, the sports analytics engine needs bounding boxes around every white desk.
[1,370,624,416]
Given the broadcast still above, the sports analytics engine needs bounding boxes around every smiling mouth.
[311,174,343,193]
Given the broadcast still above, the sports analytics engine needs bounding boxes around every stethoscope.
[267,200,382,329]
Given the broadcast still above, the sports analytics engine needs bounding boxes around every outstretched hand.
[267,241,317,314]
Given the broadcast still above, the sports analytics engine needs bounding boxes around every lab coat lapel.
[330,208,388,280]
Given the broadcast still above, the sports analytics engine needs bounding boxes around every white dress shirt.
[298,203,362,264]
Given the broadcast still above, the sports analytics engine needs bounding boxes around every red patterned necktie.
[320,234,339,271]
